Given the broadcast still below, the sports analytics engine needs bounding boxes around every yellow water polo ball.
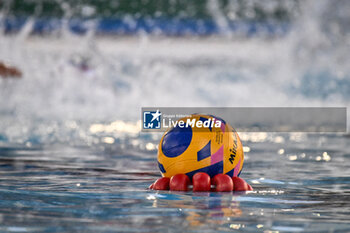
[157,114,244,178]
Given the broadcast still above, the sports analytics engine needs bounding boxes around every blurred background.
[0,0,349,145]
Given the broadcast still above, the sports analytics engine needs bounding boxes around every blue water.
[0,133,350,232]
[2,17,289,36]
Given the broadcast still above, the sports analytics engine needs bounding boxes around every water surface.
[1,133,349,232]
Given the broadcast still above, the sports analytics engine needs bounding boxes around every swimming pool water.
[0,133,349,232]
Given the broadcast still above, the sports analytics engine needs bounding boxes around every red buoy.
[232,177,250,191]
[170,174,190,191]
[192,172,211,192]
[212,174,234,192]
[247,184,254,191]
[153,177,170,190]
[149,183,154,189]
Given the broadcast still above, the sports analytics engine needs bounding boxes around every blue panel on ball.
[186,161,223,178]
[199,116,212,131]
[226,168,234,177]
[199,117,207,121]
[226,166,243,177]
[158,162,166,173]
[197,141,211,161]
[162,125,192,158]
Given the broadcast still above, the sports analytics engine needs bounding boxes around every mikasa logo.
[163,118,222,128]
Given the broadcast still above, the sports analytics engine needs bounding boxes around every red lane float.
[169,174,191,191]
[212,174,234,192]
[247,184,254,191]
[149,172,253,192]
[232,177,252,191]
[149,183,154,189]
[192,172,211,192]
[153,177,170,190]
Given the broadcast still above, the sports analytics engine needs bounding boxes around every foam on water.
[0,0,349,143]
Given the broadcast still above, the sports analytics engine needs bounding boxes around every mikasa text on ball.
[157,114,244,178]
